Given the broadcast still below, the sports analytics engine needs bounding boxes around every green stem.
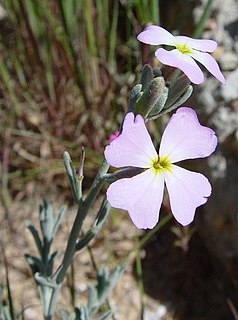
[139,213,172,247]
[41,159,110,318]
[83,159,110,213]
[54,159,109,284]
[135,237,144,319]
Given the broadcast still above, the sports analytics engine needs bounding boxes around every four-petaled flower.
[137,25,225,85]
[104,108,217,229]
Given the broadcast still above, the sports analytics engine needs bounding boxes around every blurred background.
[0,0,238,319]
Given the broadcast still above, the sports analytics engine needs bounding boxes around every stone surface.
[193,0,238,279]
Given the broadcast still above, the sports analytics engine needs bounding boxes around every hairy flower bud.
[134,76,167,118]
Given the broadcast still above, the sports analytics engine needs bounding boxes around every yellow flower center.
[151,156,171,173]
[175,43,193,55]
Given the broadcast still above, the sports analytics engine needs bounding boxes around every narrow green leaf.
[63,151,82,203]
[0,58,20,115]
[59,309,70,320]
[150,0,160,24]
[193,0,213,38]
[39,200,55,244]
[24,253,44,274]
[25,221,43,257]
[108,0,119,67]
[84,0,97,57]
[98,310,113,320]
[75,200,111,252]
[4,258,15,319]
[53,205,67,238]
[48,251,60,275]
[87,284,98,314]
[78,305,89,320]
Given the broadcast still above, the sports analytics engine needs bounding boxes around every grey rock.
[219,51,238,71]
[221,68,238,102]
[193,0,238,271]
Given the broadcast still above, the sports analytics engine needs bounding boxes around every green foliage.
[0,0,162,200]
[75,199,111,252]
[0,253,15,320]
[63,151,84,203]
[24,156,115,319]
[193,0,213,37]
[59,264,126,320]
[25,201,66,276]
[0,0,158,122]
[0,283,12,320]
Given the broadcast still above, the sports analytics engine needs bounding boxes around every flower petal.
[155,48,204,84]
[107,169,165,229]
[137,25,175,46]
[159,107,218,163]
[108,130,119,142]
[164,165,212,226]
[190,51,226,84]
[104,112,157,168]
[175,36,217,52]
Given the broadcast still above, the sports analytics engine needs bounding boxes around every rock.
[221,68,238,102]
[192,0,238,276]
[219,51,238,71]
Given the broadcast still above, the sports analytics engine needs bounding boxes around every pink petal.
[108,130,119,142]
[155,48,204,84]
[104,112,157,168]
[175,36,217,52]
[190,51,226,84]
[107,169,165,229]
[159,107,218,163]
[137,25,175,46]
[164,165,212,226]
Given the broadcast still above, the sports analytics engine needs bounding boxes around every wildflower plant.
[25,25,224,319]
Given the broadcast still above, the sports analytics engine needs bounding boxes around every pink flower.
[104,108,217,229]
[108,130,119,142]
[137,25,225,85]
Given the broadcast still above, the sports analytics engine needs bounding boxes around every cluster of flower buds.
[128,64,193,120]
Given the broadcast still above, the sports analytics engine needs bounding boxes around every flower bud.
[128,65,194,121]
[146,86,169,120]
[146,73,193,119]
[128,84,142,112]
[140,64,154,90]
[164,73,191,109]
[134,76,167,118]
